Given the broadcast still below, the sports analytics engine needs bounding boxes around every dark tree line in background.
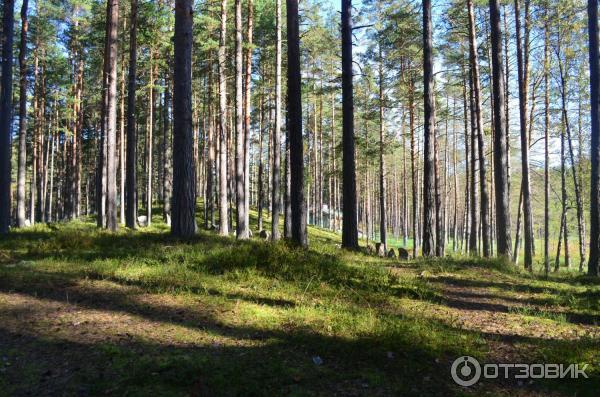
[0,0,599,275]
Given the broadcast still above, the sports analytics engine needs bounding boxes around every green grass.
[0,208,598,396]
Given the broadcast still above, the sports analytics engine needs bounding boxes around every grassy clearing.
[0,211,599,396]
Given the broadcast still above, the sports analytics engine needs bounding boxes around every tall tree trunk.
[422,0,436,256]
[544,5,550,274]
[561,113,571,270]
[409,77,418,257]
[452,98,459,251]
[378,43,386,252]
[284,103,292,238]
[147,54,154,226]
[468,69,478,255]
[257,88,264,231]
[119,18,125,225]
[588,0,600,276]
[171,0,196,238]
[105,0,119,232]
[97,1,110,228]
[514,0,534,270]
[489,0,512,258]
[503,5,511,233]
[462,73,470,255]
[467,0,490,256]
[36,61,46,222]
[287,0,307,247]
[234,0,248,239]
[340,0,358,249]
[244,0,253,236]
[0,0,14,234]
[163,75,173,224]
[125,0,137,229]
[271,0,282,240]
[16,0,29,228]
[218,0,229,236]
[205,66,215,229]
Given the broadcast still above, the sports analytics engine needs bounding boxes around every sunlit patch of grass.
[508,305,568,323]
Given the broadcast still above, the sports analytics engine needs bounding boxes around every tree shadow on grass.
[1,267,599,397]
[0,273,457,397]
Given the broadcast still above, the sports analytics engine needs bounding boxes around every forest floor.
[0,212,599,396]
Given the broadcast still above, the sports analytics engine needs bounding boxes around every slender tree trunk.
[257,89,264,230]
[97,1,110,228]
[588,0,600,276]
[378,44,386,252]
[119,19,125,225]
[452,98,459,251]
[171,0,196,238]
[205,66,215,228]
[489,0,512,258]
[402,109,408,247]
[234,0,247,238]
[163,75,173,224]
[271,0,282,240]
[422,0,436,256]
[125,0,137,229]
[503,5,512,233]
[0,0,14,234]
[468,69,478,255]
[147,54,154,226]
[244,0,253,236]
[340,0,358,249]
[513,186,523,264]
[16,0,29,228]
[514,0,534,270]
[105,0,119,232]
[409,78,418,257]
[467,0,490,256]
[284,103,292,238]
[544,6,550,274]
[218,0,229,235]
[287,0,307,247]
[560,110,570,269]
[47,120,56,221]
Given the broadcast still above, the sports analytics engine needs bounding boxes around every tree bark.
[0,0,14,234]
[16,0,29,228]
[244,0,253,236]
[588,0,600,276]
[234,0,248,239]
[378,43,386,252]
[422,0,436,256]
[489,0,512,258]
[171,0,196,238]
[340,0,358,249]
[105,0,119,232]
[147,53,154,226]
[467,0,490,257]
[205,65,215,229]
[544,6,550,274]
[409,77,418,257]
[271,0,282,240]
[287,0,307,247]
[514,0,534,270]
[163,75,173,224]
[218,0,229,236]
[125,0,137,229]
